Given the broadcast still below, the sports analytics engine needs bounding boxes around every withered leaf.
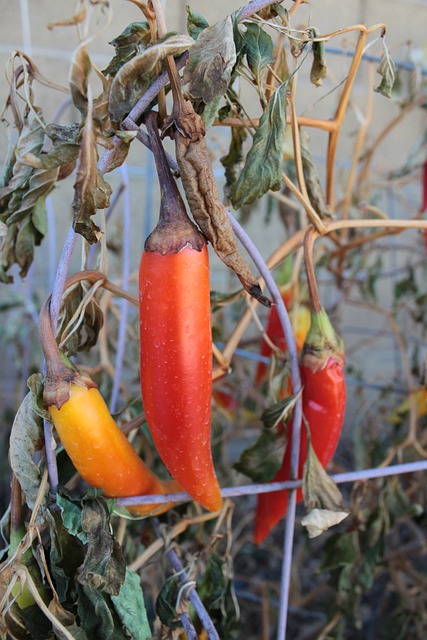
[186,5,209,40]
[183,15,236,104]
[70,45,91,116]
[243,22,275,82]
[103,21,151,77]
[109,34,194,125]
[45,123,81,143]
[375,45,396,98]
[21,143,80,171]
[72,107,106,244]
[234,423,287,482]
[302,442,349,538]
[300,134,331,219]
[220,125,247,201]
[309,29,327,87]
[9,391,47,514]
[230,82,288,209]
[78,498,126,595]
[174,101,270,307]
[48,7,86,30]
[0,115,44,209]
[7,166,59,226]
[57,281,104,356]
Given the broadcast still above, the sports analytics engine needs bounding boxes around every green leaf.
[243,23,274,81]
[234,395,299,481]
[9,392,47,514]
[155,577,181,630]
[103,22,151,77]
[56,493,87,543]
[183,15,236,104]
[322,532,359,571]
[198,554,226,609]
[109,34,194,125]
[220,126,247,199]
[230,82,287,208]
[77,584,128,640]
[47,508,85,603]
[111,569,151,640]
[374,44,396,99]
[394,267,418,301]
[78,498,126,596]
[186,5,209,40]
[234,429,286,482]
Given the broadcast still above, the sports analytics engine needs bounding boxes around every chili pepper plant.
[0,1,426,639]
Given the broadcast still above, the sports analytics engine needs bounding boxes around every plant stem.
[303,227,322,312]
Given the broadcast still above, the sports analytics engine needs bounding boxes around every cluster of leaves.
[0,1,338,283]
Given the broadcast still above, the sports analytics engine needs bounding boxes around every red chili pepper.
[255,287,310,385]
[139,113,222,513]
[254,308,346,544]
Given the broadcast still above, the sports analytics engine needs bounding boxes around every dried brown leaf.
[47,7,87,30]
[70,45,91,116]
[72,98,111,244]
[173,101,270,307]
[302,442,349,538]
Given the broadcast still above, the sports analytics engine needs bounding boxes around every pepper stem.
[144,112,205,253]
[39,296,96,409]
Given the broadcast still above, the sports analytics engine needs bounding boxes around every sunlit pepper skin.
[49,383,179,516]
[139,244,222,512]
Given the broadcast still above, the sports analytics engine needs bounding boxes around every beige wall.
[0,1,426,411]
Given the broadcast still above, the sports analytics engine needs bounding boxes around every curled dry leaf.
[171,100,270,307]
[109,34,194,125]
[72,97,112,244]
[302,442,349,538]
[47,7,87,30]
[70,45,91,117]
[9,392,47,515]
[301,508,349,539]
[309,29,327,87]
[300,132,331,219]
[103,21,152,77]
[183,15,236,104]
